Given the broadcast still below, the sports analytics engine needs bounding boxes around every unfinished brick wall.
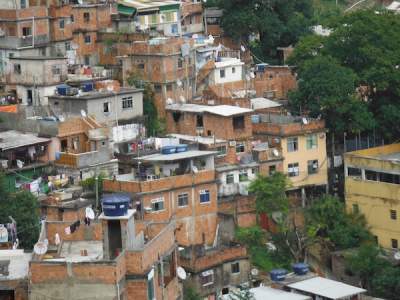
[46,221,102,245]
[254,66,297,99]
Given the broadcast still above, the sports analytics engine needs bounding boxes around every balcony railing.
[0,34,49,48]
[55,150,111,168]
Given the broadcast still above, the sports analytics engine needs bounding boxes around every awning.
[118,3,136,16]
[159,3,180,12]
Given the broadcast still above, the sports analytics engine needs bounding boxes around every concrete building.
[48,87,143,125]
[122,36,195,117]
[54,116,118,182]
[253,113,328,205]
[8,56,68,106]
[181,0,204,35]
[344,144,400,250]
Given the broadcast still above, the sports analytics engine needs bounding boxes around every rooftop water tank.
[161,145,177,155]
[57,84,70,96]
[82,82,94,92]
[176,144,188,153]
[292,263,309,275]
[270,269,288,281]
[101,193,130,217]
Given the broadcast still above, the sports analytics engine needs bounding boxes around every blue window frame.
[199,190,210,203]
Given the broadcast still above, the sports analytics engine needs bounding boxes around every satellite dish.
[177,267,187,280]
[179,95,186,104]
[251,268,259,276]
[245,75,251,81]
[80,110,87,117]
[166,98,174,105]
[249,72,255,79]
[176,79,182,87]
[273,149,279,157]
[240,45,246,52]
[266,242,277,251]
[302,117,308,125]
[192,166,198,173]
[58,115,65,122]
[34,241,48,255]
[86,207,95,220]
[394,252,400,260]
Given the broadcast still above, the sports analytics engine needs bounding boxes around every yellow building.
[253,114,328,205]
[344,144,400,250]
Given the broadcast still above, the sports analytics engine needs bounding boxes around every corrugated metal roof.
[135,150,216,162]
[118,0,180,11]
[250,286,311,300]
[0,130,50,151]
[166,103,253,116]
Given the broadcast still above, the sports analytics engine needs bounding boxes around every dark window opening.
[27,89,33,106]
[390,209,397,220]
[14,64,21,74]
[59,19,65,29]
[22,27,31,36]
[172,111,182,122]
[269,165,276,175]
[233,115,245,130]
[347,167,362,178]
[231,262,240,274]
[154,84,162,93]
[196,115,203,127]
[366,170,378,181]
[108,220,122,259]
[61,139,68,152]
[307,160,318,175]
[392,239,398,249]
[222,288,229,295]
[352,204,359,214]
[103,102,110,113]
[83,12,90,22]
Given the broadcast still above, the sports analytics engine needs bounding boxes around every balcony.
[182,23,204,34]
[103,169,215,194]
[0,34,49,49]
[180,245,248,273]
[55,150,111,168]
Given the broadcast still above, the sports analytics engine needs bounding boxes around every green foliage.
[80,173,105,195]
[235,226,263,246]
[291,9,400,139]
[289,55,375,134]
[226,285,255,300]
[345,243,400,299]
[0,188,40,249]
[217,0,314,62]
[307,195,372,250]
[183,283,202,300]
[248,172,289,217]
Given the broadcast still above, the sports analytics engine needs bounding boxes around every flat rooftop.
[49,87,142,100]
[251,98,282,110]
[9,56,67,61]
[250,286,311,300]
[119,0,180,11]
[166,103,253,117]
[259,114,318,125]
[135,150,216,162]
[345,144,400,162]
[44,241,103,263]
[287,276,366,299]
[0,130,50,151]
[0,250,32,280]
[169,134,226,145]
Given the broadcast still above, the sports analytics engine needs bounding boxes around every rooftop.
[9,56,67,61]
[259,114,317,125]
[0,250,32,280]
[168,133,226,145]
[287,277,366,299]
[250,286,311,300]
[345,144,400,162]
[166,103,253,116]
[251,98,282,110]
[0,130,50,151]
[49,87,142,100]
[118,0,180,11]
[135,150,216,162]
[214,57,244,68]
[43,241,103,263]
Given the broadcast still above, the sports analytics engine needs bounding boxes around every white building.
[210,57,244,85]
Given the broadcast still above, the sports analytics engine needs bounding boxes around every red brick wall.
[46,221,102,245]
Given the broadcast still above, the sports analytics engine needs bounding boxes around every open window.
[196,115,203,127]
[233,115,245,130]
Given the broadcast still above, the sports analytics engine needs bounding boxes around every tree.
[307,195,372,250]
[248,172,289,216]
[217,0,314,62]
[289,55,375,135]
[183,283,202,300]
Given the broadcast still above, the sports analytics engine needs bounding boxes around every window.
[352,204,359,214]
[22,27,31,37]
[147,270,155,300]
[236,143,245,153]
[233,116,245,130]
[232,67,236,74]
[21,0,26,8]
[196,115,203,127]
[65,42,71,51]
[52,65,61,75]
[216,145,227,157]
[178,193,189,207]
[306,134,318,150]
[166,84,172,92]
[137,63,145,70]
[199,190,210,204]
[366,170,378,181]
[150,14,157,24]
[84,35,91,44]
[83,12,90,22]
[287,137,298,152]
[122,97,133,109]
[288,163,299,177]
[307,160,318,175]
[200,270,214,286]
[59,19,65,29]
[390,209,397,220]
[392,239,398,249]
[177,58,183,68]
[154,84,162,93]
[14,64,21,74]
[226,173,234,184]
[239,170,248,182]
[70,14,74,23]
[347,167,362,178]
[231,262,240,274]
[252,167,259,175]
[374,235,379,244]
[269,165,276,175]
[151,197,165,212]
[103,102,110,113]
[220,69,225,78]
[84,55,90,65]
[164,11,174,22]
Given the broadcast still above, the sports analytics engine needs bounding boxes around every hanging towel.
[55,233,61,246]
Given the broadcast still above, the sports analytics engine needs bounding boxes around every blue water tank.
[82,82,93,92]
[176,144,188,153]
[161,146,177,155]
[270,269,288,281]
[57,84,70,96]
[101,193,130,217]
[251,115,260,124]
[292,263,309,275]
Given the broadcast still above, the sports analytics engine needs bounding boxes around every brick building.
[181,0,204,35]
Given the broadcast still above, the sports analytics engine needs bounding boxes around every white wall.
[212,62,243,85]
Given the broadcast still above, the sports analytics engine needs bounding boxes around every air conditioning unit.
[229,140,236,147]
[144,206,152,213]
